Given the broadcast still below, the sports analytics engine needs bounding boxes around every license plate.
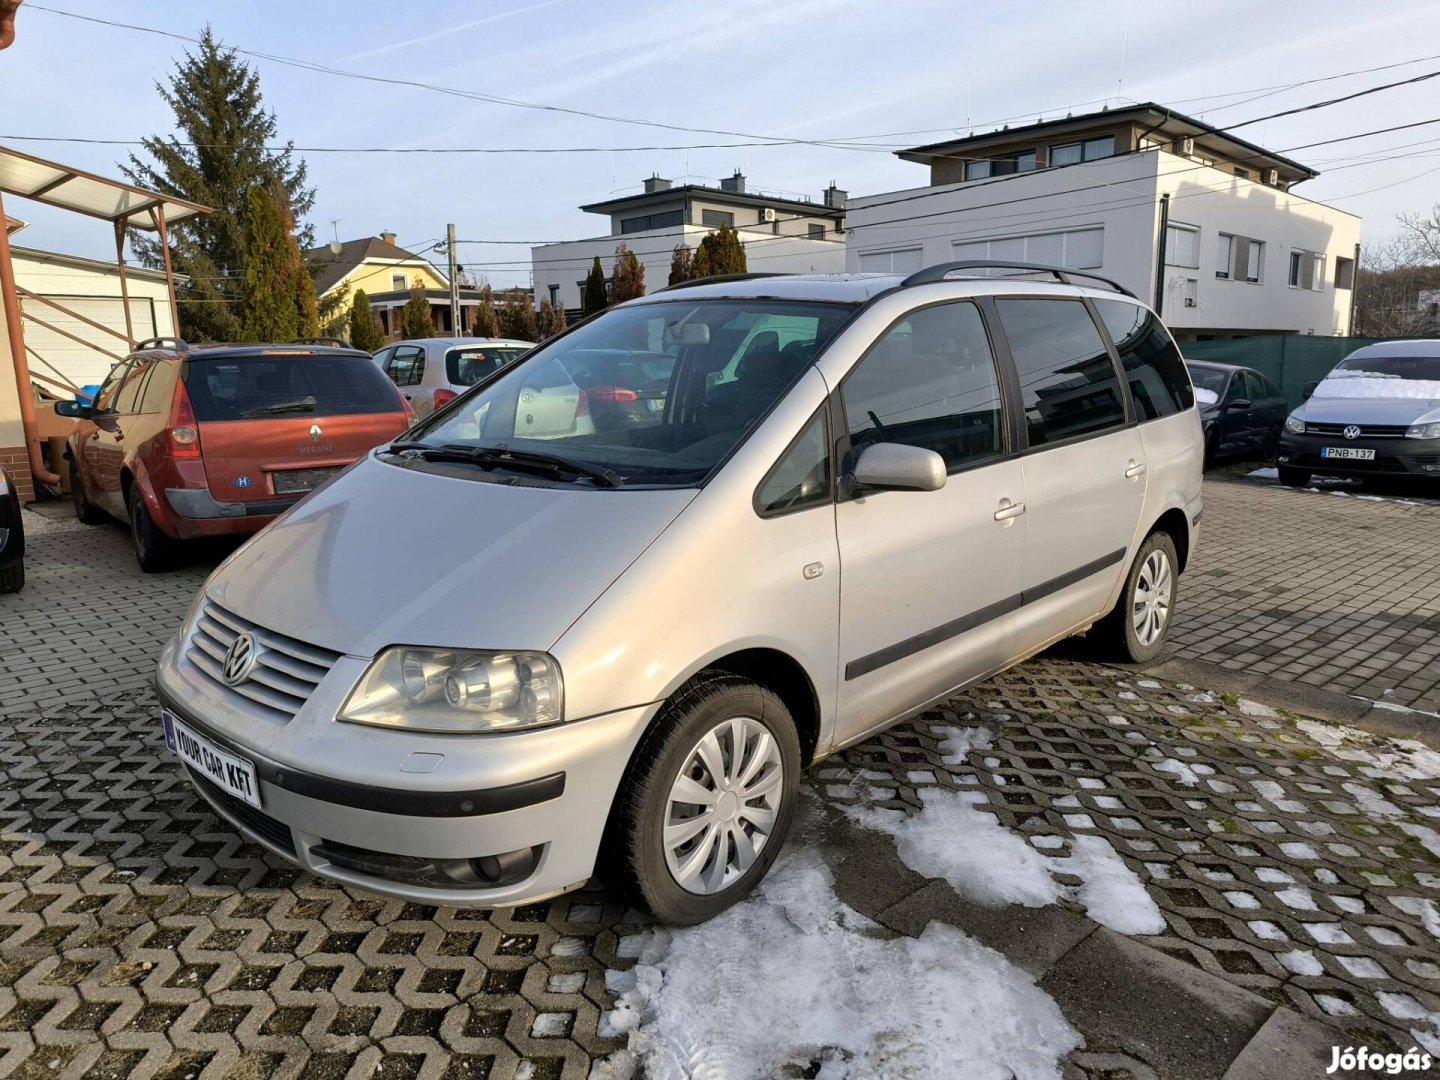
[272,466,341,494]
[1321,447,1376,460]
[162,709,262,808]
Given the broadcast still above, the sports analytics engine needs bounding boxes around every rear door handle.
[1125,460,1147,479]
[994,499,1026,522]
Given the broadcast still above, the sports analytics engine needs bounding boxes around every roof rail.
[287,337,352,348]
[654,272,786,294]
[900,260,1135,297]
[134,336,189,352]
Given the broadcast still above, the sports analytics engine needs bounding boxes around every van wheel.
[128,486,179,573]
[1094,531,1178,664]
[607,673,800,925]
[72,462,106,524]
[1277,466,1311,488]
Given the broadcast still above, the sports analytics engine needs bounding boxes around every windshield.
[446,345,529,386]
[406,299,854,485]
[184,353,400,421]
[1187,366,1229,396]
[1314,354,1440,399]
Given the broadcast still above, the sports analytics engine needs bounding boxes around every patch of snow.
[1278,949,1323,976]
[936,725,995,762]
[1248,920,1288,941]
[1390,896,1440,939]
[1248,467,1279,479]
[1238,699,1279,718]
[1338,956,1387,979]
[1058,835,1166,935]
[1342,781,1404,819]
[1400,822,1440,860]
[1153,758,1202,787]
[606,847,1082,1080]
[1311,372,1440,399]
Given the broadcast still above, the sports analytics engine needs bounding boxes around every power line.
[1223,68,1440,131]
[0,134,903,155]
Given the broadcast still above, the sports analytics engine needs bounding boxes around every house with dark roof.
[308,232,464,340]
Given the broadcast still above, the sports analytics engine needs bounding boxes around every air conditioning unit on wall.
[760,208,776,223]
[1265,168,1280,186]
[1184,297,1197,307]
[1177,137,1195,156]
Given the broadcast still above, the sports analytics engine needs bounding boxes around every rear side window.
[447,346,527,386]
[184,353,401,421]
[843,302,1004,470]
[138,361,176,414]
[387,345,425,387]
[114,359,151,414]
[994,298,1125,446]
[1093,299,1193,420]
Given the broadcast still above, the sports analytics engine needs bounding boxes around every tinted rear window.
[447,346,528,386]
[184,353,401,422]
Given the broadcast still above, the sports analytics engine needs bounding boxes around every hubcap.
[1132,549,1173,647]
[663,716,784,895]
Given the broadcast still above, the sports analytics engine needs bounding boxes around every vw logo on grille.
[1343,425,1362,440]
[222,632,259,686]
[309,423,323,442]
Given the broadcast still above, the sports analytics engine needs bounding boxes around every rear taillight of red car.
[575,388,590,417]
[585,385,639,403]
[168,380,202,458]
[433,388,458,409]
[401,396,418,422]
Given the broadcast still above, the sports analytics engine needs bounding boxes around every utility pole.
[446,223,461,335]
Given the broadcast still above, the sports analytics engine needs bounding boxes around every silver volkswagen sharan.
[156,262,1204,924]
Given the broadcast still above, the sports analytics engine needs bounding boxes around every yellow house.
[309,232,448,305]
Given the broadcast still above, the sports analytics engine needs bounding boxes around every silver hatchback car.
[156,263,1203,924]
[375,336,534,418]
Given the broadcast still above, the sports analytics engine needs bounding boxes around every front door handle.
[1124,460,1147,479]
[994,499,1026,523]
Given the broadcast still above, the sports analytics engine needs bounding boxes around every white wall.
[845,150,1361,337]
[14,252,176,389]
[532,224,846,311]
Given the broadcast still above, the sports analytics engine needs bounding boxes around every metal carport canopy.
[0,145,207,227]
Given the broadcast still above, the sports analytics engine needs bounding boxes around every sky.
[2,0,1439,289]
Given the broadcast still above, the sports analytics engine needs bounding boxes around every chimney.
[380,230,397,245]
[643,174,672,194]
[719,170,746,194]
[823,183,848,209]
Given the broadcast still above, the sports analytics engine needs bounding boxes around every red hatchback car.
[59,338,414,571]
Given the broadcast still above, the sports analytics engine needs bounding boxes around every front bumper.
[155,633,656,906]
[1277,433,1440,479]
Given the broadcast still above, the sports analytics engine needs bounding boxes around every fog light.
[1277,454,1291,463]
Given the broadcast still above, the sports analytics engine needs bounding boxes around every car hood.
[1295,396,1440,425]
[204,453,696,656]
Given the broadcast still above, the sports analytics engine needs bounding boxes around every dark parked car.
[0,465,24,593]
[1185,361,1287,467]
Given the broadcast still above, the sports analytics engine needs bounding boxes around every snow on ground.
[1248,467,1279,479]
[1060,835,1167,935]
[1152,758,1202,787]
[1238,698,1279,718]
[1295,718,1440,781]
[602,845,1081,1080]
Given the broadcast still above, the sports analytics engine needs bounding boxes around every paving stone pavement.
[1170,478,1440,716]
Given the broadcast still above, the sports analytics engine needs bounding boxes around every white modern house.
[846,105,1362,341]
[532,173,848,313]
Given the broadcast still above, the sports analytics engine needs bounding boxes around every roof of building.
[12,245,176,283]
[580,183,846,220]
[306,236,442,296]
[621,270,1134,307]
[896,102,1318,182]
[0,144,210,229]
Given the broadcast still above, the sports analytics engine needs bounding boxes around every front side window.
[1094,299,1193,420]
[842,302,1004,470]
[756,411,830,515]
[995,298,1126,446]
[93,361,132,413]
[409,299,854,486]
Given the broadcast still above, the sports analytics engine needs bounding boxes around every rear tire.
[1277,465,1311,488]
[71,462,106,524]
[128,486,179,573]
[0,563,22,594]
[1093,531,1179,664]
[1203,427,1220,470]
[605,673,800,925]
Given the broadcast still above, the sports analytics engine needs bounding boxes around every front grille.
[186,599,341,719]
[1305,422,1409,438]
[187,768,295,855]
[312,838,542,890]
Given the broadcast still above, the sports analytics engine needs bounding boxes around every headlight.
[338,647,563,732]
[1284,415,1306,435]
[1405,421,1440,440]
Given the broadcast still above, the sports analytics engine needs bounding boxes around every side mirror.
[54,400,91,419]
[1226,398,1252,411]
[1302,381,1318,400]
[850,443,946,493]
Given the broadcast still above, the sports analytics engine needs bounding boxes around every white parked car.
[375,337,534,418]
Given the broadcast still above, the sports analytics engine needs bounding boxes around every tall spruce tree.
[400,283,435,339]
[121,27,315,342]
[473,285,500,337]
[609,242,646,302]
[668,243,694,286]
[691,222,747,279]
[237,185,317,342]
[348,289,384,352]
[582,256,609,317]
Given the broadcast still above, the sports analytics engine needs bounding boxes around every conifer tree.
[668,244,694,286]
[473,284,500,337]
[691,222,747,279]
[498,290,538,340]
[609,242,646,302]
[400,282,435,339]
[237,185,316,342]
[537,298,561,340]
[582,256,609,317]
[348,288,384,352]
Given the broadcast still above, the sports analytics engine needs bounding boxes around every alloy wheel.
[663,716,784,895]
[1132,549,1173,647]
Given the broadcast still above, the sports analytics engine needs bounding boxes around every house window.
[1335,256,1355,290]
[392,273,408,291]
[964,150,1037,180]
[1139,136,1166,151]
[548,284,560,305]
[808,223,826,240]
[619,209,684,234]
[1234,167,1253,180]
[858,248,924,274]
[1288,249,1325,291]
[954,225,1104,271]
[1050,136,1114,167]
[1216,234,1263,283]
[1164,223,1200,269]
[701,209,735,229]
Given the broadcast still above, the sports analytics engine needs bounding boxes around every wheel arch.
[1151,506,1191,574]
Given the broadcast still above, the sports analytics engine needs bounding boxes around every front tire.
[128,486,179,573]
[1094,531,1179,664]
[71,461,106,524]
[1277,465,1311,488]
[606,673,800,925]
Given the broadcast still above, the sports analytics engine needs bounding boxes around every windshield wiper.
[386,441,623,488]
[243,396,316,417]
